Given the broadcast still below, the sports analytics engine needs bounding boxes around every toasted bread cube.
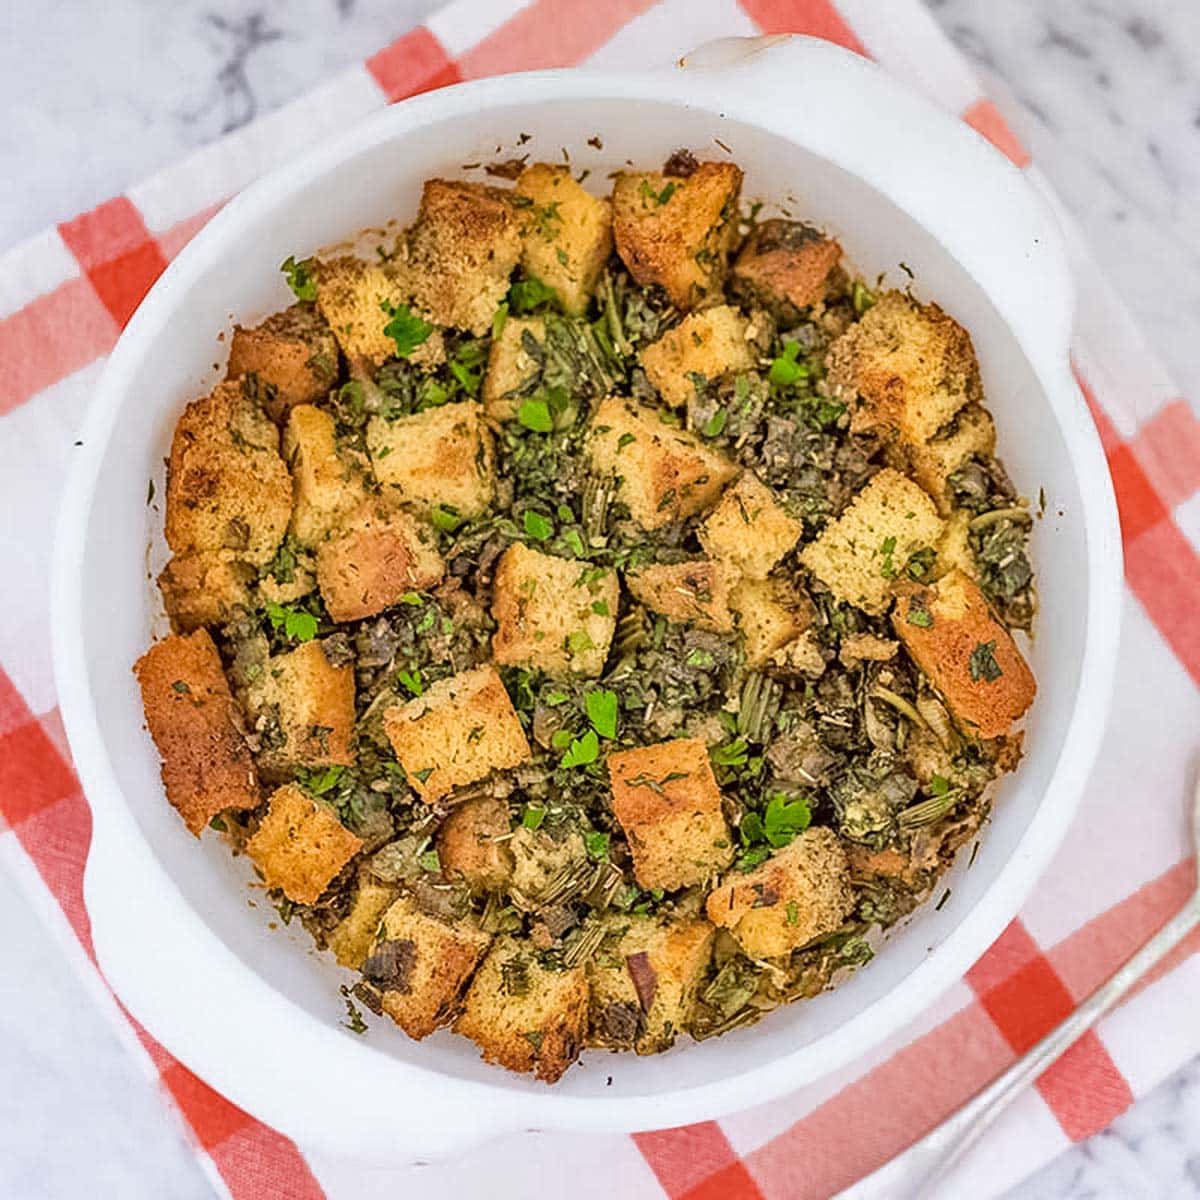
[158,551,255,632]
[245,639,356,773]
[933,509,976,582]
[246,783,362,905]
[315,255,444,370]
[608,738,733,892]
[134,630,260,835]
[382,666,531,802]
[587,915,715,1054]
[454,935,589,1083]
[515,164,613,316]
[611,162,742,309]
[587,396,737,531]
[436,797,515,893]
[491,543,618,676]
[625,560,735,633]
[367,893,493,1039]
[402,179,521,336]
[327,874,399,969]
[907,404,996,510]
[367,401,495,520]
[706,826,853,958]
[732,220,842,314]
[800,469,945,615]
[892,568,1036,739]
[508,825,589,903]
[315,499,444,623]
[730,578,812,667]
[226,303,339,422]
[482,315,545,421]
[165,380,293,566]
[640,305,757,407]
[700,472,803,579]
[282,405,370,547]
[828,291,982,445]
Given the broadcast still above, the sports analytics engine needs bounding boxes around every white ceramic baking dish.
[52,35,1121,1161]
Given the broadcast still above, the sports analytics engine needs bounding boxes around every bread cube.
[491,542,618,676]
[436,797,515,893]
[245,639,356,773]
[454,935,589,1083]
[382,665,531,802]
[315,255,444,370]
[482,315,545,421]
[892,568,1036,739]
[907,404,996,510]
[508,825,589,904]
[245,783,362,905]
[608,737,733,892]
[327,874,399,969]
[800,468,945,614]
[731,220,842,314]
[587,396,737,531]
[625,560,735,633]
[367,893,493,1039]
[158,551,255,632]
[367,401,496,520]
[165,380,293,566]
[611,161,742,309]
[933,509,976,581]
[705,826,853,958]
[226,303,339,423]
[587,914,715,1054]
[639,305,757,407]
[282,404,370,547]
[515,164,613,316]
[402,179,521,336]
[134,630,260,835]
[828,291,982,445]
[315,499,444,623]
[730,578,812,667]
[700,472,802,579]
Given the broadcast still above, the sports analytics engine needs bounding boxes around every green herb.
[381,301,433,357]
[342,995,368,1035]
[264,601,318,643]
[397,668,423,696]
[551,729,574,751]
[968,640,1003,683]
[617,432,636,451]
[906,595,933,628]
[398,592,423,606]
[906,547,937,581]
[415,608,436,633]
[930,774,951,796]
[685,649,714,668]
[591,599,609,616]
[171,680,191,694]
[562,529,586,557]
[524,510,552,540]
[702,408,728,438]
[146,479,155,505]
[431,504,464,533]
[522,805,547,831]
[852,279,877,314]
[785,900,800,926]
[879,535,898,579]
[280,255,317,301]
[638,178,677,207]
[448,340,487,395]
[762,791,811,847]
[711,739,749,767]
[566,629,595,655]
[492,302,509,339]
[768,341,806,387]
[209,815,226,832]
[584,830,610,860]
[560,729,599,768]
[518,397,554,432]
[585,689,619,739]
[297,764,344,797]
[419,848,441,872]
[508,276,557,313]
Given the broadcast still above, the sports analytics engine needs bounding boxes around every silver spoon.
[839,772,1200,1200]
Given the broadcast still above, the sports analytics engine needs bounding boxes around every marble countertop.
[2,2,1198,1197]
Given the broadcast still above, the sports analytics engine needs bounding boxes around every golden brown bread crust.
[245,783,362,905]
[372,894,493,1039]
[732,220,842,313]
[157,551,255,632]
[382,665,531,802]
[134,630,260,835]
[729,577,813,667]
[891,568,1036,739]
[699,471,803,580]
[436,796,515,892]
[327,874,399,969]
[639,305,757,408]
[402,179,521,336]
[481,316,545,422]
[705,826,853,958]
[315,500,445,623]
[454,935,589,1082]
[226,303,339,423]
[611,162,742,309]
[164,380,292,566]
[282,404,370,549]
[625,559,736,633]
[608,737,733,891]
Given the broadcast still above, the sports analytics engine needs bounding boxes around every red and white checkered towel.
[2,2,1198,1197]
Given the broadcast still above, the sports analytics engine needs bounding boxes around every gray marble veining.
[1,2,1198,1198]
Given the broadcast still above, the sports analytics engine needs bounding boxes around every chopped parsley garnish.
[585,688,619,739]
[768,340,806,387]
[638,178,677,208]
[264,601,318,643]
[419,848,441,872]
[523,510,552,541]
[522,805,546,831]
[584,830,610,860]
[906,594,933,628]
[397,668,423,696]
[560,729,599,768]
[297,764,344,797]
[280,255,317,301]
[518,397,554,432]
[879,535,898,579]
[508,276,557,313]
[381,301,434,357]
[969,640,1003,682]
[431,504,464,533]
[703,408,728,438]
